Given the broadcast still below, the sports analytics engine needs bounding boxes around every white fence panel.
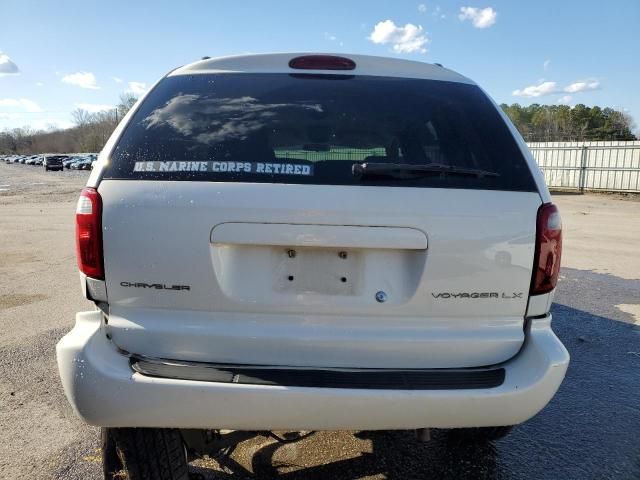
[527,141,640,192]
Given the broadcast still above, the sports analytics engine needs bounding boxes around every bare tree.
[117,93,138,119]
[71,109,92,127]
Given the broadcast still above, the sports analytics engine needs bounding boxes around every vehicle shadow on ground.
[555,267,640,325]
[189,302,640,480]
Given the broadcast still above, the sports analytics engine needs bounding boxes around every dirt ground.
[0,161,638,479]
[553,192,640,323]
[555,192,639,281]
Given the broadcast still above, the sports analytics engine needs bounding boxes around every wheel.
[102,427,189,480]
[102,428,120,478]
[445,426,513,443]
[44,166,49,171]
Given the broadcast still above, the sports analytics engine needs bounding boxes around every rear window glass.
[106,73,535,191]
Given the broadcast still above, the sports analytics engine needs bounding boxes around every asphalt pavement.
[0,161,638,479]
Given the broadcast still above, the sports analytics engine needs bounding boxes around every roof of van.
[169,53,474,84]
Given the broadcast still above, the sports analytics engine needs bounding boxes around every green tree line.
[0,98,637,155]
[500,103,636,142]
[0,94,137,155]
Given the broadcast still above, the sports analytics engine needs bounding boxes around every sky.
[1,0,639,133]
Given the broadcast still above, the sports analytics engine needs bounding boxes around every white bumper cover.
[57,311,569,430]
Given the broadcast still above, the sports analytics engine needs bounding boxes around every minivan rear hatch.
[97,71,541,369]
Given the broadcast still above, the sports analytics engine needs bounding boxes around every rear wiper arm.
[352,163,500,180]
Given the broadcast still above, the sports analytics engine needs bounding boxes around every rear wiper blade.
[352,163,499,180]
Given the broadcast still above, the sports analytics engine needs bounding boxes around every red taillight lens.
[530,203,562,295]
[75,187,104,279]
[289,55,356,70]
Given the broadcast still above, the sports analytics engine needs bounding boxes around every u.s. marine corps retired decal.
[133,161,314,176]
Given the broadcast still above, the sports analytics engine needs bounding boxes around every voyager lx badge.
[432,292,523,299]
[120,282,190,291]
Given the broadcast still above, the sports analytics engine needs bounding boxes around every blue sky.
[1,0,639,132]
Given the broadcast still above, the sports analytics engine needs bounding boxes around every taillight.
[289,55,356,70]
[530,203,562,295]
[75,187,104,279]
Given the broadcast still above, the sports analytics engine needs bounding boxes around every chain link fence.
[528,141,640,193]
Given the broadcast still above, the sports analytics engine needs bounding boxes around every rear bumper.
[56,311,569,430]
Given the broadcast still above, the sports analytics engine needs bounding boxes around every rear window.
[106,73,536,191]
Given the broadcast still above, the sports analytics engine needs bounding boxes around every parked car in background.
[70,158,93,170]
[43,154,66,171]
[88,154,98,170]
[64,157,80,169]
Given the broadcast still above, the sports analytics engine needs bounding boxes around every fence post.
[578,146,588,193]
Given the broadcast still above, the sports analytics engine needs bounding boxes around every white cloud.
[30,119,75,131]
[458,7,497,28]
[512,77,602,99]
[0,112,19,119]
[564,80,600,93]
[0,111,75,131]
[0,51,20,75]
[36,82,44,87]
[418,4,427,13]
[112,76,123,83]
[432,6,446,18]
[127,81,147,96]
[62,71,100,89]
[512,81,558,97]
[543,59,551,71]
[76,103,115,113]
[324,32,344,46]
[0,98,43,112]
[368,20,429,54]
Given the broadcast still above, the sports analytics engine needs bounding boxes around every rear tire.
[102,428,121,478]
[446,426,513,443]
[103,427,189,480]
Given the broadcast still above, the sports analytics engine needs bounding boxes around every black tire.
[102,428,121,478]
[446,426,513,443]
[44,166,49,171]
[103,427,189,480]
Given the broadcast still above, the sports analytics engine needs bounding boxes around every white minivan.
[57,53,569,480]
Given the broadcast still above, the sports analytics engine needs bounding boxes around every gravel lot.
[0,161,638,479]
